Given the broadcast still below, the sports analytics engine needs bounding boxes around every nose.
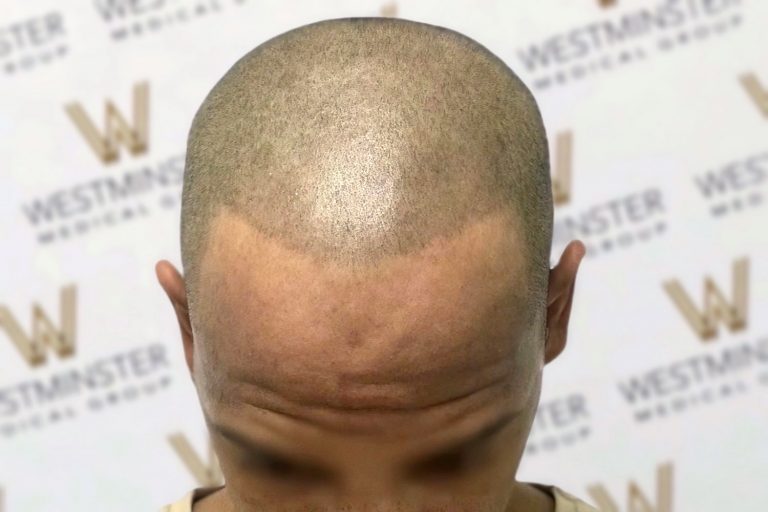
[333,480,465,512]
[333,469,418,512]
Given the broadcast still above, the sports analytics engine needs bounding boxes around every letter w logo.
[0,285,77,367]
[168,433,224,487]
[64,81,149,164]
[740,72,768,118]
[662,257,749,341]
[588,462,674,512]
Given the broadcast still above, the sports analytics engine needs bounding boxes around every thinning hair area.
[180,16,553,328]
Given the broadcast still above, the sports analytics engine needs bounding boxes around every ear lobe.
[155,260,195,378]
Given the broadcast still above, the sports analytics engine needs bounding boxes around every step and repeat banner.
[0,0,766,510]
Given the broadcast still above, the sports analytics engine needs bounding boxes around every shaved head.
[180,16,552,322]
[157,16,583,512]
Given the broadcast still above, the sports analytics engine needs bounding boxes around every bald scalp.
[180,17,553,322]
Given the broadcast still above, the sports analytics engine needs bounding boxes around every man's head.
[156,17,585,512]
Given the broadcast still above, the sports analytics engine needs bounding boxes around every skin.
[156,206,585,512]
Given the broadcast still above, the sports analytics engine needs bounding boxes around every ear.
[155,260,195,379]
[544,240,586,365]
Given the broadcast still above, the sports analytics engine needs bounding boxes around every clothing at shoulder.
[527,481,600,511]
[158,483,601,512]
[550,485,601,511]
[158,485,223,512]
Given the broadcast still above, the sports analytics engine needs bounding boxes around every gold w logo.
[169,432,224,487]
[0,285,77,367]
[64,81,149,164]
[587,462,674,512]
[663,257,749,341]
[552,131,573,206]
[598,0,618,6]
[379,1,397,16]
[740,72,768,118]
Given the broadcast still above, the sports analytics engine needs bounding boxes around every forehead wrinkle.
[194,208,532,413]
[214,367,518,439]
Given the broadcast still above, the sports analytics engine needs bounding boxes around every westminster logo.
[0,285,77,367]
[663,257,749,341]
[64,81,149,164]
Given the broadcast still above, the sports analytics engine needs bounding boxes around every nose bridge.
[335,488,462,512]
[335,492,413,512]
[333,444,412,511]
[342,455,397,495]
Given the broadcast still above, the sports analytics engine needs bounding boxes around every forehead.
[193,207,535,431]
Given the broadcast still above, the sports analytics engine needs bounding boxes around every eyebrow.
[421,410,517,457]
[214,423,326,472]
[212,410,517,470]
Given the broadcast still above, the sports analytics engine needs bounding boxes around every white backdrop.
[0,0,766,510]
